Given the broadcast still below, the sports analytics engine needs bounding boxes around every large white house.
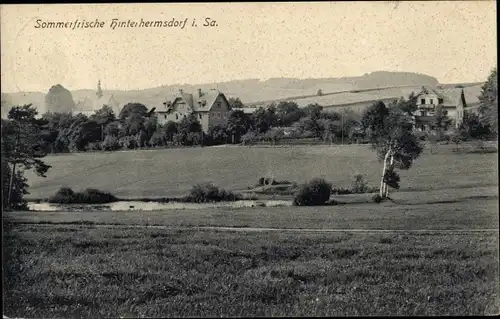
[156,88,232,133]
[412,86,467,132]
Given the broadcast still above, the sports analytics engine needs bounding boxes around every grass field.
[5,143,499,317]
[23,143,498,200]
[3,223,499,317]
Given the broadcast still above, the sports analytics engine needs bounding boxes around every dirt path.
[14,222,499,233]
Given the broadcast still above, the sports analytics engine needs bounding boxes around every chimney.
[198,88,203,97]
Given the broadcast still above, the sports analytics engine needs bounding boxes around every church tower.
[96,80,103,99]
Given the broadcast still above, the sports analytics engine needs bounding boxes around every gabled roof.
[159,89,231,113]
[74,93,121,114]
[416,86,468,108]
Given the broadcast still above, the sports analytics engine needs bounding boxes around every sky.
[0,2,497,93]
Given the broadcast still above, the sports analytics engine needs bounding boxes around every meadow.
[3,223,499,317]
[4,142,498,317]
[24,143,498,200]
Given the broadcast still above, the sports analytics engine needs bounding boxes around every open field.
[5,142,499,317]
[3,222,499,317]
[23,143,498,200]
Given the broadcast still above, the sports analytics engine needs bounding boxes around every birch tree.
[361,101,423,199]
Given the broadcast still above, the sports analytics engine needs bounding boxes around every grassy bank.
[6,186,499,230]
[3,224,498,317]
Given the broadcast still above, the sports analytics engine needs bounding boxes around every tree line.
[14,99,365,154]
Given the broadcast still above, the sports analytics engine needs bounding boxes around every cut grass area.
[3,224,498,317]
[23,144,498,199]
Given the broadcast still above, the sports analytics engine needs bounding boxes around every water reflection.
[27,200,293,212]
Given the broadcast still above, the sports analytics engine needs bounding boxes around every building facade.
[74,80,121,116]
[412,86,467,132]
[156,89,232,133]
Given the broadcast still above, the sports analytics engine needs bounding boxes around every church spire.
[96,79,103,99]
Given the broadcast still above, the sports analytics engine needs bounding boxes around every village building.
[157,88,232,133]
[74,80,121,116]
[412,86,467,132]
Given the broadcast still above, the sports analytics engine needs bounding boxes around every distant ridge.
[2,71,481,117]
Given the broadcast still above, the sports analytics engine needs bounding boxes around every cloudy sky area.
[0,2,497,93]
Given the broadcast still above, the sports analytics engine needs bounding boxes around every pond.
[27,200,293,212]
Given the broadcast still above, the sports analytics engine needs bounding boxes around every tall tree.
[303,103,323,120]
[276,101,305,126]
[177,113,203,145]
[227,110,253,143]
[478,68,498,134]
[395,92,418,116]
[118,103,148,120]
[228,97,245,109]
[90,105,116,141]
[460,110,491,140]
[2,105,51,209]
[433,105,452,139]
[44,84,76,113]
[118,103,149,137]
[251,106,278,133]
[361,101,423,199]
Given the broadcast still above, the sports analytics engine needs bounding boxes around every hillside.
[2,71,441,116]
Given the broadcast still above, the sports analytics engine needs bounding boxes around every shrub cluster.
[372,194,383,203]
[256,177,293,187]
[330,175,378,195]
[48,187,118,204]
[186,183,241,203]
[293,178,332,206]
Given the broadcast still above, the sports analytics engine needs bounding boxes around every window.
[199,113,202,119]
[438,98,444,104]
[164,115,167,119]
[430,99,434,105]
[176,114,179,120]
[421,99,425,104]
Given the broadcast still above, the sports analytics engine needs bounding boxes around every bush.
[186,183,241,203]
[256,177,288,186]
[101,135,121,151]
[415,131,428,141]
[120,137,138,149]
[86,142,102,151]
[47,186,76,203]
[331,187,352,195]
[372,194,383,203]
[48,187,118,204]
[293,178,332,206]
[351,174,369,193]
[257,177,266,186]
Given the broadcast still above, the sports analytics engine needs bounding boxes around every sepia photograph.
[1,1,498,317]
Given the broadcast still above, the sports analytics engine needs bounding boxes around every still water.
[28,200,293,212]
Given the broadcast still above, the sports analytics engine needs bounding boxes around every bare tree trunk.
[385,154,394,198]
[7,162,16,208]
[379,149,391,198]
[7,125,20,209]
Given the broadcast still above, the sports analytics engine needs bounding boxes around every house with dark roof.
[157,88,232,132]
[412,86,467,132]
